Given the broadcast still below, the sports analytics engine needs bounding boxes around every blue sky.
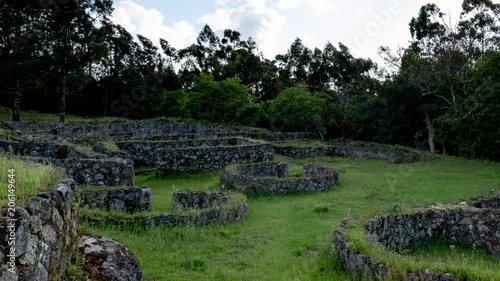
[111,0,479,64]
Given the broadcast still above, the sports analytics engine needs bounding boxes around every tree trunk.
[12,91,21,121]
[60,75,66,122]
[425,112,435,153]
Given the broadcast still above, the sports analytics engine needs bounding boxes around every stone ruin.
[81,190,248,227]
[221,162,339,194]
[273,139,422,163]
[1,119,438,280]
[333,192,500,280]
[79,186,152,214]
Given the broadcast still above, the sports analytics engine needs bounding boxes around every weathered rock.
[79,234,142,281]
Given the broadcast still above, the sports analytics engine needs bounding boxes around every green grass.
[0,154,64,206]
[0,106,121,122]
[272,140,328,148]
[83,155,500,281]
[102,140,120,152]
[344,217,500,280]
[409,241,499,274]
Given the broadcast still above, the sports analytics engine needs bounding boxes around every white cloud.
[276,0,338,14]
[198,0,287,58]
[111,0,197,50]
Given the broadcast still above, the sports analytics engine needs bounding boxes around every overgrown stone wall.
[1,120,315,142]
[333,197,500,280]
[156,142,274,176]
[0,180,79,281]
[234,161,288,178]
[116,138,254,167]
[0,140,69,159]
[0,140,135,187]
[81,190,248,227]
[221,162,339,194]
[273,145,334,158]
[80,186,151,213]
[54,158,134,187]
[274,140,422,163]
[172,190,230,210]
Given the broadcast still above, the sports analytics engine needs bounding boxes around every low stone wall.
[329,140,422,163]
[234,161,288,178]
[54,158,134,187]
[0,140,70,159]
[156,143,274,176]
[80,186,151,213]
[333,198,500,280]
[0,179,79,281]
[81,190,248,227]
[116,138,253,167]
[221,162,339,194]
[1,140,135,187]
[273,140,422,163]
[172,190,230,210]
[1,120,316,142]
[273,145,334,158]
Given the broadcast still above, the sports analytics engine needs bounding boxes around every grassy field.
[0,106,120,122]
[0,154,63,207]
[83,155,500,281]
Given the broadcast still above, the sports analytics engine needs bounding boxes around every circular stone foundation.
[221,161,339,194]
[81,190,248,227]
[333,193,500,280]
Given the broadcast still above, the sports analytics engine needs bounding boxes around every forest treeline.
[0,0,499,160]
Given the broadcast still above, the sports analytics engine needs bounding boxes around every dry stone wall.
[333,195,500,280]
[80,186,151,213]
[1,120,315,142]
[54,158,134,187]
[0,140,134,187]
[156,142,274,176]
[116,138,254,167]
[0,180,79,281]
[221,162,339,194]
[81,190,248,227]
[274,140,422,163]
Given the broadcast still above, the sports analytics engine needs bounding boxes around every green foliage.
[187,74,250,124]
[269,84,337,138]
[454,51,500,160]
[235,103,267,127]
[160,90,191,119]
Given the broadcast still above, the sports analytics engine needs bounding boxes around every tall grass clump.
[0,154,64,206]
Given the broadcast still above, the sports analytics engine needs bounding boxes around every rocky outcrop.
[80,186,152,213]
[221,162,339,194]
[0,180,79,281]
[78,234,142,281]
